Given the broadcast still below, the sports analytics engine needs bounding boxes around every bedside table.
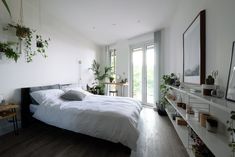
[0,103,19,135]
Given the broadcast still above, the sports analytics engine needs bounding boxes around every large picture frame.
[183,10,206,85]
[226,41,235,102]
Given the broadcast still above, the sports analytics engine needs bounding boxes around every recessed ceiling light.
[137,20,141,23]
[112,24,117,26]
[92,26,96,30]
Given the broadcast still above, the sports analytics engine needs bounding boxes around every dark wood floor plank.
[0,108,188,157]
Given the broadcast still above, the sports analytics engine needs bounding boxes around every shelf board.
[166,107,188,146]
[166,97,231,157]
[166,85,235,113]
[165,107,195,157]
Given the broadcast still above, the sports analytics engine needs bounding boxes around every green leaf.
[231,115,235,120]
[2,0,11,17]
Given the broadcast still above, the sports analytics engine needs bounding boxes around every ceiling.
[40,0,179,45]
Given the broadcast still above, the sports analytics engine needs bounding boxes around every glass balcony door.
[131,44,156,106]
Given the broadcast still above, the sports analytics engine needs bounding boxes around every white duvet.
[33,95,142,149]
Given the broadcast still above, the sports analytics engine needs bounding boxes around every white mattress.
[30,104,39,113]
[33,95,142,149]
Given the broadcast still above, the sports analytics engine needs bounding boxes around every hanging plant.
[0,42,19,62]
[4,24,50,62]
[7,24,32,39]
[36,35,50,58]
[1,0,11,17]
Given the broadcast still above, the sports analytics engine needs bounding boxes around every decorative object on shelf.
[176,117,187,126]
[176,102,186,110]
[1,0,11,17]
[174,79,180,87]
[200,112,210,127]
[211,88,225,98]
[186,105,194,115]
[202,75,216,96]
[176,102,184,108]
[89,60,112,95]
[120,78,127,83]
[183,10,206,85]
[206,75,215,85]
[0,41,19,62]
[172,112,180,121]
[206,117,218,133]
[227,111,235,156]
[109,76,114,83]
[226,41,235,102]
[212,70,219,85]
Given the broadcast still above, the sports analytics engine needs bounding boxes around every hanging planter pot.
[36,41,43,48]
[6,24,33,39]
[16,26,31,39]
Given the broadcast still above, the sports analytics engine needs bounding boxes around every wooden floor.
[0,108,188,157]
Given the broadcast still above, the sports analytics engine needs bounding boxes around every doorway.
[131,43,156,106]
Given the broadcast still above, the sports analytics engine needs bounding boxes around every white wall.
[163,0,235,138]
[164,0,235,91]
[0,0,101,135]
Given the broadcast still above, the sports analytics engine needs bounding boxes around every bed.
[21,84,142,150]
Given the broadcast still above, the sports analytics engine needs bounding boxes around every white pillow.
[63,87,93,97]
[30,89,64,104]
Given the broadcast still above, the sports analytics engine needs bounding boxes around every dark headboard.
[21,84,71,128]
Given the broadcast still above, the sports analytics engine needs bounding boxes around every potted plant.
[109,76,114,83]
[89,60,112,95]
[156,74,171,116]
[227,111,235,157]
[0,42,19,62]
[36,35,50,58]
[202,75,216,96]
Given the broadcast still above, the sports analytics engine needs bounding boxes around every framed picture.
[226,41,235,102]
[183,10,206,85]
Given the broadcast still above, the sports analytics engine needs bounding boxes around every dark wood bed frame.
[20,84,71,128]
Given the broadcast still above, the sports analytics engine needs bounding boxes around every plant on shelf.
[227,111,235,157]
[109,76,114,83]
[206,75,215,85]
[4,24,50,62]
[1,0,11,17]
[0,42,19,62]
[89,60,112,95]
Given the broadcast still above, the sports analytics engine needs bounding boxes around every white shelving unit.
[165,85,232,157]
[165,106,194,157]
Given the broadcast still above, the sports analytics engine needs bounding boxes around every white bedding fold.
[33,95,142,149]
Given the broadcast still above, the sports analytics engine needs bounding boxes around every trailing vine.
[0,42,19,62]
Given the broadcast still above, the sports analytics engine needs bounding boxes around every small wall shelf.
[165,85,232,157]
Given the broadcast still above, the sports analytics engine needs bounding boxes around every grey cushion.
[61,90,86,101]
